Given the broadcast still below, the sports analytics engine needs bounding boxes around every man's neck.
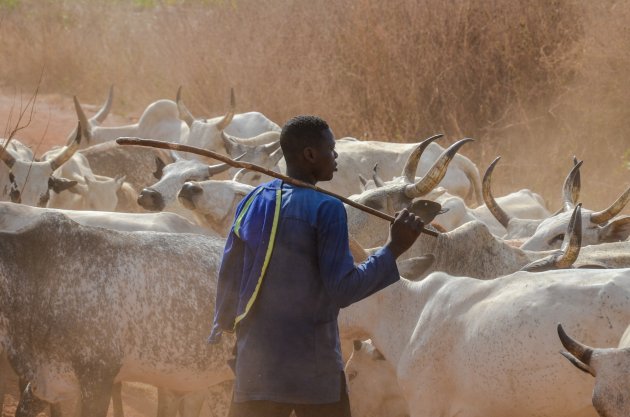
[286,166,317,185]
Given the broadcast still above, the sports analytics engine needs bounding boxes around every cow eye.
[549,234,564,245]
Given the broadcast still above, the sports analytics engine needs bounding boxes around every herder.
[209,115,424,417]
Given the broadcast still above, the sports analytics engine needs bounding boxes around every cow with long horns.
[0,127,82,207]
[72,87,188,148]
[558,323,630,417]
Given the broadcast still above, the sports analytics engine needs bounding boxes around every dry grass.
[0,0,628,211]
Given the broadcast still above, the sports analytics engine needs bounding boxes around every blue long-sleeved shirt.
[210,179,399,404]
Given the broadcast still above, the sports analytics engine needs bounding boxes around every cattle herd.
[0,86,629,417]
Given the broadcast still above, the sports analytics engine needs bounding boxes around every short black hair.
[280,115,330,160]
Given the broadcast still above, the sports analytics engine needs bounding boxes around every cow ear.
[358,174,368,191]
[598,216,630,243]
[153,157,166,180]
[373,349,386,361]
[408,199,447,224]
[560,350,596,376]
[115,175,126,187]
[68,182,88,195]
[397,254,435,281]
[49,177,78,193]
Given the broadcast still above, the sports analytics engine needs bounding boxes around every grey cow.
[0,213,234,417]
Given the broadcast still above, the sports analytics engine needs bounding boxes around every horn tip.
[230,87,236,107]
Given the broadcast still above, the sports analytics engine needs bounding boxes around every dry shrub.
[0,0,627,211]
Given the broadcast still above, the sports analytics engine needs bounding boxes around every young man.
[209,115,424,417]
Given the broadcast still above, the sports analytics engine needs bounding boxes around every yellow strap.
[234,187,282,327]
[233,188,263,238]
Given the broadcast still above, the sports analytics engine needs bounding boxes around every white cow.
[339,267,630,417]
[177,87,281,158]
[558,323,630,417]
[72,87,188,148]
[177,179,254,236]
[520,186,630,250]
[0,213,232,417]
[432,190,549,236]
[40,150,129,212]
[136,157,236,218]
[483,157,630,249]
[0,129,81,207]
[344,137,477,249]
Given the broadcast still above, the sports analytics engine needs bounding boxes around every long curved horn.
[176,86,195,128]
[262,140,281,154]
[404,138,474,198]
[216,88,236,131]
[561,160,583,212]
[92,85,114,125]
[557,324,595,375]
[72,96,93,143]
[221,130,280,147]
[50,122,82,171]
[521,204,582,272]
[401,134,444,183]
[590,186,630,224]
[372,164,385,187]
[268,147,284,166]
[358,174,368,189]
[483,156,512,228]
[207,151,244,176]
[557,203,582,268]
[570,156,581,204]
[0,143,16,168]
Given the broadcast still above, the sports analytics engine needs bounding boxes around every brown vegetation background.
[0,0,628,212]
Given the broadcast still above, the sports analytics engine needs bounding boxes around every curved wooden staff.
[116,137,439,237]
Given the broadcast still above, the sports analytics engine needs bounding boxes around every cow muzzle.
[137,188,165,211]
[177,182,202,210]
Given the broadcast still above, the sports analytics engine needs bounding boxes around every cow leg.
[205,381,233,417]
[15,383,49,417]
[111,382,124,417]
[156,388,180,417]
[177,391,205,417]
[0,352,10,415]
[77,367,119,417]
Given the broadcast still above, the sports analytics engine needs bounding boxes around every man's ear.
[302,146,318,164]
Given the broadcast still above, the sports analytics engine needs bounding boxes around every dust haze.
[0,0,628,212]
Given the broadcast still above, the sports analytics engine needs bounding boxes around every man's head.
[280,115,337,184]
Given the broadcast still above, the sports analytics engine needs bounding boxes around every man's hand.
[385,208,424,259]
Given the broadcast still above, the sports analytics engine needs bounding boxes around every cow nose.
[137,188,165,211]
[178,182,202,209]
